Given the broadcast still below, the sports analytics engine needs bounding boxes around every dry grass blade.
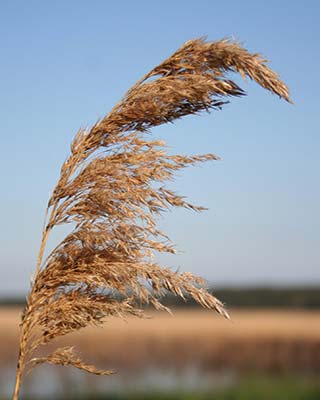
[12,37,291,399]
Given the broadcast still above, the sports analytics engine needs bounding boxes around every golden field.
[1,307,320,374]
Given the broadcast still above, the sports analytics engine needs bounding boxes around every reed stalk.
[12,38,291,399]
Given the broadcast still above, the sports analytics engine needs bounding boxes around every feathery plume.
[13,38,291,399]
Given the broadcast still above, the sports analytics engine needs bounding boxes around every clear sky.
[0,0,319,296]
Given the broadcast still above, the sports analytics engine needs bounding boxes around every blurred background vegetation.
[1,286,319,399]
[2,286,320,309]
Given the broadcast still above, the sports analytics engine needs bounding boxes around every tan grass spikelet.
[12,37,291,399]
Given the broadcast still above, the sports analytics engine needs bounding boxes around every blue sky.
[0,0,319,296]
